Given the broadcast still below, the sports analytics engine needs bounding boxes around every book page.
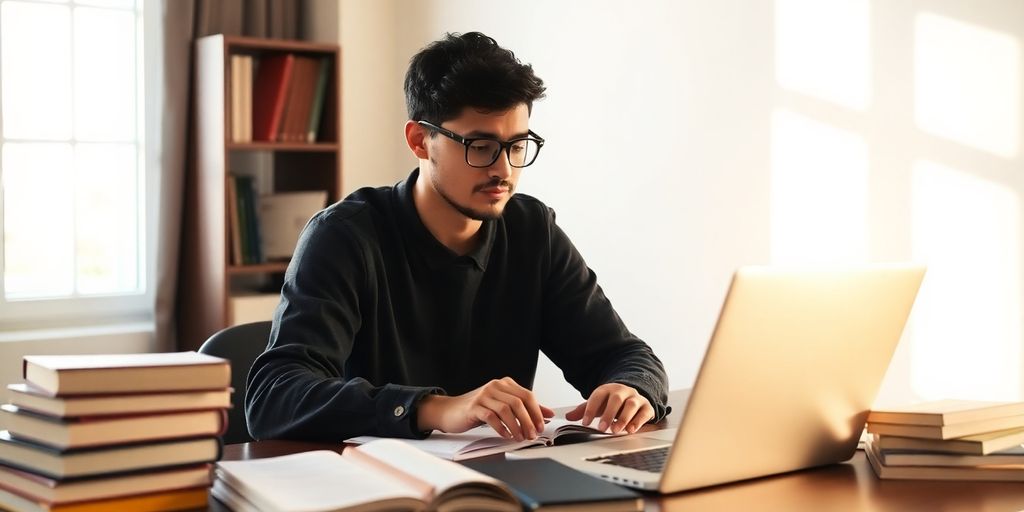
[216,450,422,511]
[545,417,613,435]
[353,439,511,497]
[349,424,542,460]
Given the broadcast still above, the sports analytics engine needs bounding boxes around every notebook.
[510,264,925,493]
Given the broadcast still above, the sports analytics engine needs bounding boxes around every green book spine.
[306,57,331,143]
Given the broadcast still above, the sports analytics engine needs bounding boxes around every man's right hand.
[416,377,555,441]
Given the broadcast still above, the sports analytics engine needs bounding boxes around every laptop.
[513,264,925,493]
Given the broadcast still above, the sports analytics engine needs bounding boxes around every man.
[246,32,669,443]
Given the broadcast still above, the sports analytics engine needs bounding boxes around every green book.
[306,57,331,143]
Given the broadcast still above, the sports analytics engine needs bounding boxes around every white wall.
[314,0,1024,409]
[305,0,412,193]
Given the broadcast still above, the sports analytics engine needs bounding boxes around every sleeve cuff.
[375,384,445,439]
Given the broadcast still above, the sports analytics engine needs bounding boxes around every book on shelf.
[878,443,1024,467]
[866,414,1024,440]
[0,405,226,450]
[230,55,242,143]
[871,427,1024,455]
[241,54,252,142]
[347,418,616,461]
[280,56,318,142]
[0,431,220,479]
[251,53,294,142]
[867,400,1024,426]
[22,352,230,396]
[229,292,280,326]
[864,438,1024,482]
[226,175,243,265]
[236,175,263,264]
[307,56,331,142]
[462,457,643,512]
[213,440,520,512]
[7,383,230,418]
[258,191,328,259]
[0,463,211,507]
[0,486,209,512]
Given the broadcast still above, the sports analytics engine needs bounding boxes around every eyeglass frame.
[416,120,545,168]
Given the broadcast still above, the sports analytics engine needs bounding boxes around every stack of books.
[865,399,1024,481]
[0,352,231,511]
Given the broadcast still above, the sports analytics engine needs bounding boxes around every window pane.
[74,6,136,141]
[3,143,74,298]
[74,143,139,294]
[0,1,72,140]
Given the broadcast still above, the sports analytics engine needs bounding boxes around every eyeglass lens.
[467,139,540,167]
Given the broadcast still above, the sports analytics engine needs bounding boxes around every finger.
[624,403,656,434]
[493,391,539,439]
[497,378,546,434]
[582,391,608,427]
[482,396,526,441]
[475,407,513,439]
[612,396,644,434]
[598,392,626,432]
[564,402,587,421]
[540,405,556,418]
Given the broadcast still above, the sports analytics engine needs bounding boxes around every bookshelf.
[180,35,342,351]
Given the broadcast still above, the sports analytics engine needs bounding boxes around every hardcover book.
[22,352,229,396]
[7,383,230,418]
[0,431,220,479]
[251,53,294,141]
[865,439,1024,482]
[879,444,1024,467]
[0,405,226,449]
[867,400,1024,426]
[0,463,211,505]
[866,414,1024,440]
[213,440,520,512]
[0,486,209,512]
[871,428,1024,455]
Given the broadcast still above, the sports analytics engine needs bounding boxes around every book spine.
[306,57,331,143]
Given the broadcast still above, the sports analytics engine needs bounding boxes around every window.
[0,0,149,328]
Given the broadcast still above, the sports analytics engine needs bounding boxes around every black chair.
[198,321,272,445]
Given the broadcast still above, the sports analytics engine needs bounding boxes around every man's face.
[422,104,530,221]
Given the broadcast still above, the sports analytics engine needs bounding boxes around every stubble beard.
[428,159,514,221]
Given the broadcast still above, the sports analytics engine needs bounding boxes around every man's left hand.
[565,383,654,434]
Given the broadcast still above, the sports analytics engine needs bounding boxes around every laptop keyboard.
[586,446,670,473]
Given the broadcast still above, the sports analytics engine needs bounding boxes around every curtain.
[154,0,301,351]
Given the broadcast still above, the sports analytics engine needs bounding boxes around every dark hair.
[404,32,546,124]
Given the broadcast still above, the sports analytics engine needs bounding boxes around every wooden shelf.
[180,34,342,351]
[228,262,290,275]
[227,141,340,152]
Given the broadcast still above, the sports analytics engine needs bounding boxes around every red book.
[251,53,295,141]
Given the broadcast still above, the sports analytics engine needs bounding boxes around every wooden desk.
[214,390,1024,511]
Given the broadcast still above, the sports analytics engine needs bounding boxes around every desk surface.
[214,390,1024,512]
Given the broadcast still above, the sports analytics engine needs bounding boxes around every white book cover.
[259,191,328,259]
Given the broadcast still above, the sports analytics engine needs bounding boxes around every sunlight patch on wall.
[775,0,870,110]
[914,12,1020,158]
[911,160,1021,400]
[770,109,868,264]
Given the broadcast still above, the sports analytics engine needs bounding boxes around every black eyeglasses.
[417,120,545,168]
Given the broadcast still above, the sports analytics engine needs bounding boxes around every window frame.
[0,0,156,330]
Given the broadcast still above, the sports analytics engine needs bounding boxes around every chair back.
[198,321,272,444]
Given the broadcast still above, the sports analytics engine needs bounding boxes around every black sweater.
[245,169,670,441]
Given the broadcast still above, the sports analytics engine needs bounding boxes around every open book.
[213,440,519,512]
[347,418,616,461]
